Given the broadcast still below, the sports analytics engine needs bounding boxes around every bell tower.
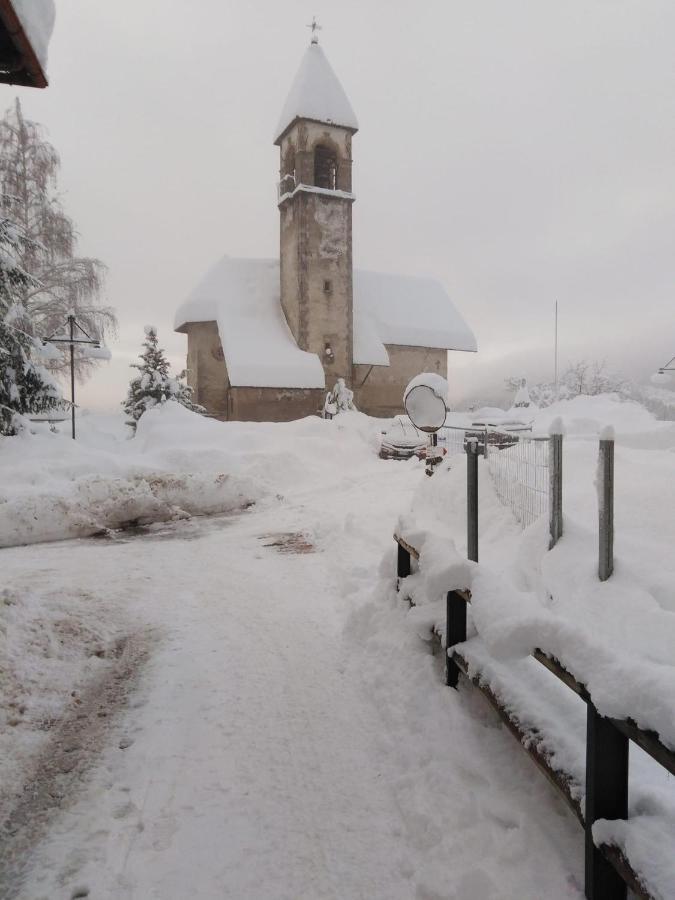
[274,24,358,388]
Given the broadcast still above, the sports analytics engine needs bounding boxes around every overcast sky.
[13,0,675,408]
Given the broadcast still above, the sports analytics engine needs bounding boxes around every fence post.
[549,423,564,549]
[466,440,479,563]
[446,591,467,688]
[585,704,628,900]
[598,430,614,582]
[396,542,410,591]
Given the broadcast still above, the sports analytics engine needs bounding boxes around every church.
[174,29,477,421]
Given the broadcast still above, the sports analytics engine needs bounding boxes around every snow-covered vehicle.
[379,415,427,460]
[379,415,452,461]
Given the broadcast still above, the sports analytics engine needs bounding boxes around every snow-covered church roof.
[174,257,477,390]
[274,42,358,145]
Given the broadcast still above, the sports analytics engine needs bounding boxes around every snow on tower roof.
[274,42,358,145]
[175,258,477,389]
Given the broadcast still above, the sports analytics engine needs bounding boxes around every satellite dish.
[404,384,447,433]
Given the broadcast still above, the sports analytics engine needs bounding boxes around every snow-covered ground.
[1,395,673,898]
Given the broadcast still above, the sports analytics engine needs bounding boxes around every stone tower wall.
[279,121,354,388]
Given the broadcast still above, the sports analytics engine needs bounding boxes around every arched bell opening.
[314,144,337,190]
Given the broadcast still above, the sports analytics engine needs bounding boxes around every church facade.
[175,35,476,421]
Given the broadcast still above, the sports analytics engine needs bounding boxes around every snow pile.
[533,393,675,444]
[0,402,385,548]
[395,512,472,634]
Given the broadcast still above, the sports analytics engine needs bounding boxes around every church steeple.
[276,34,357,388]
[274,34,358,146]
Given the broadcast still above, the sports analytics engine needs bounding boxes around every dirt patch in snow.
[260,532,315,554]
[0,631,152,898]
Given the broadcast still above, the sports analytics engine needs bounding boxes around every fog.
[14,0,675,410]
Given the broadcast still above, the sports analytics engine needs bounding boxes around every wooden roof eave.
[0,0,48,88]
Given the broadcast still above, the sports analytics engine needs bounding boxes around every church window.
[314,144,337,190]
[323,279,332,294]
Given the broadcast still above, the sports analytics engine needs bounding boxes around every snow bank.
[396,513,472,617]
[0,403,385,548]
[534,394,675,447]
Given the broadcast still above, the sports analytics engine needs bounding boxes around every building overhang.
[0,0,51,88]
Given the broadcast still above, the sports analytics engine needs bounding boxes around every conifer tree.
[0,217,61,435]
[123,326,202,431]
[0,98,116,379]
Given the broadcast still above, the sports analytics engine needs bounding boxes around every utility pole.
[44,314,103,440]
[554,301,559,400]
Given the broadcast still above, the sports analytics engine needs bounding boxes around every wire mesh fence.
[486,432,551,528]
[438,426,468,458]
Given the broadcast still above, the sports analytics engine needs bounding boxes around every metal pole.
[598,436,614,581]
[585,705,628,899]
[426,432,438,477]
[554,301,559,400]
[69,315,75,440]
[549,433,563,549]
[467,440,478,563]
[446,590,467,688]
[396,542,410,591]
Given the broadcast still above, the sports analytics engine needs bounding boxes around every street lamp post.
[650,355,675,387]
[43,314,103,440]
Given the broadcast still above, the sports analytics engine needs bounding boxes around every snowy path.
[3,463,584,900]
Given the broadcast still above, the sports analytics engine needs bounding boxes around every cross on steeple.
[306,16,321,44]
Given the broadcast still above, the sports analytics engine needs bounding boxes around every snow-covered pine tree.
[123,326,203,431]
[0,217,61,435]
[0,98,116,380]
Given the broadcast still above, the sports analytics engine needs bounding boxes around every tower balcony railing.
[277,175,355,204]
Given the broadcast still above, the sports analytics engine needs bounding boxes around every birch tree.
[0,98,116,378]
[0,217,61,435]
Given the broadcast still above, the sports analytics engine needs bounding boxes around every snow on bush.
[123,326,203,431]
[0,217,62,435]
